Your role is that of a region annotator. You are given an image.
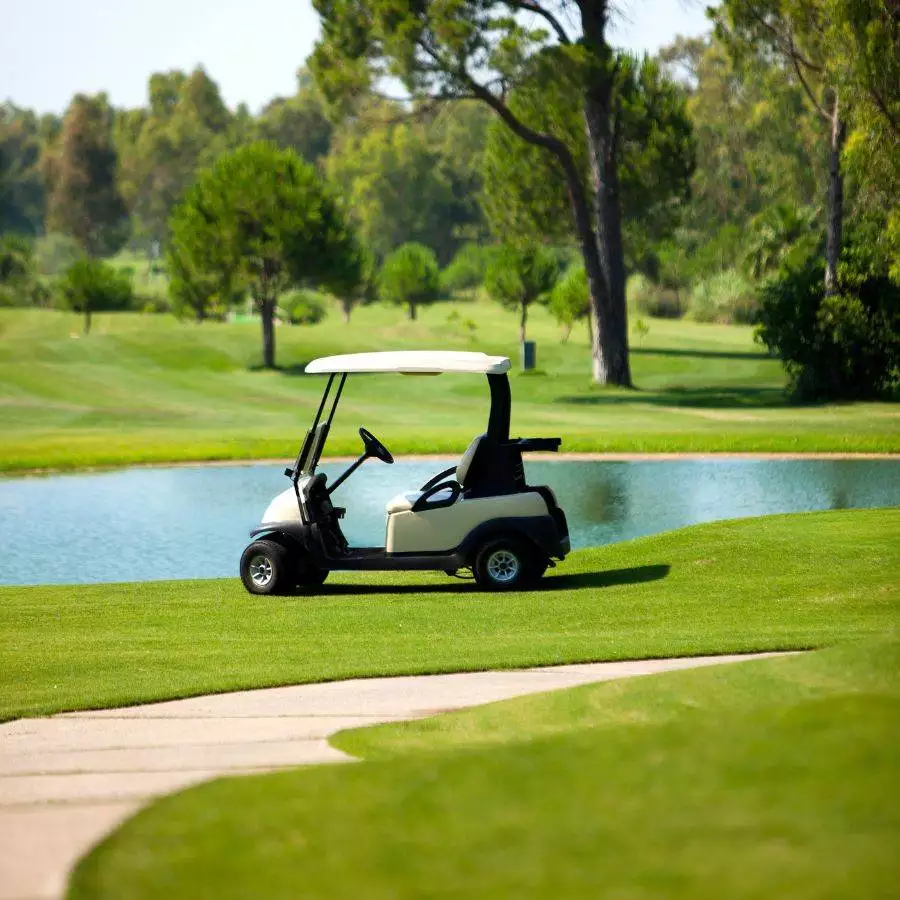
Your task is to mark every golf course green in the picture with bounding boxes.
[2,303,898,474]
[51,508,898,899]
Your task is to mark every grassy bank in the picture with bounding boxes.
[2,508,897,722]
[69,639,900,900]
[1,305,898,473]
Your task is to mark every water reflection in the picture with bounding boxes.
[0,459,897,586]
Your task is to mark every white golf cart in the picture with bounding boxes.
[240,350,570,594]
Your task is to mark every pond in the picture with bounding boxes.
[1,459,898,586]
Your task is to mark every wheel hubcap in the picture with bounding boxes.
[248,554,274,587]
[486,549,520,584]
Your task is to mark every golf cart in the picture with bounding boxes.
[240,351,570,594]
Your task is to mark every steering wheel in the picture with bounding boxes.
[359,427,394,464]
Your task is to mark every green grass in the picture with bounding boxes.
[1,304,897,473]
[68,639,900,900]
[2,509,897,723]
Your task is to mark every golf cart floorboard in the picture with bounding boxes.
[326,547,462,571]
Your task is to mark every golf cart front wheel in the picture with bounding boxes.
[240,540,291,595]
[474,539,532,591]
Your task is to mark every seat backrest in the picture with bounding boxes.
[456,434,485,487]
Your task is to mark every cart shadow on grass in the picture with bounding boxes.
[304,564,670,597]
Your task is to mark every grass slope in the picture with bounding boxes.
[68,629,900,899]
[2,509,897,722]
[1,305,898,473]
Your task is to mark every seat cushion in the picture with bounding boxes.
[386,487,456,514]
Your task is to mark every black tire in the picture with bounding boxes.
[473,538,532,591]
[240,540,292,595]
[296,562,329,590]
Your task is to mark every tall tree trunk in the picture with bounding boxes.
[260,297,276,369]
[579,0,632,387]
[341,297,352,324]
[83,306,91,335]
[520,302,528,343]
[408,301,417,321]
[825,93,846,297]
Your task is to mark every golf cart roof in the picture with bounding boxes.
[305,351,511,375]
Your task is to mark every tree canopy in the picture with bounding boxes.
[378,242,440,320]
[167,142,360,367]
[484,242,559,343]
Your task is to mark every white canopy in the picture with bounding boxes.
[305,351,511,375]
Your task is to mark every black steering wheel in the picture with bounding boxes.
[359,427,394,464]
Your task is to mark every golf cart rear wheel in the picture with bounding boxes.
[240,540,291,595]
[474,539,532,591]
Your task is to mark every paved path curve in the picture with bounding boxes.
[0,653,786,900]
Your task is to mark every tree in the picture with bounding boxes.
[484,242,559,342]
[658,34,821,237]
[756,231,900,401]
[326,115,463,265]
[116,69,233,246]
[482,52,695,278]
[167,142,359,368]
[742,203,818,280]
[58,258,133,333]
[310,1,649,386]
[550,262,590,342]
[716,0,847,296]
[379,242,440,321]
[42,94,127,257]
[0,104,46,236]
[255,69,334,164]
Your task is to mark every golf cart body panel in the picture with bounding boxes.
[240,350,570,594]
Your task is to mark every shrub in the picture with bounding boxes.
[627,273,686,319]
[756,243,900,401]
[0,235,36,306]
[278,289,328,325]
[440,243,493,294]
[689,269,758,324]
[57,258,133,333]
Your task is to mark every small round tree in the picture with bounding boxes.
[484,243,559,343]
[58,258,132,333]
[167,142,359,368]
[379,242,440,321]
[550,263,590,343]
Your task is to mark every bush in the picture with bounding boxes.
[756,243,900,402]
[626,273,686,319]
[58,258,133,333]
[440,243,493,294]
[0,235,37,307]
[689,269,758,324]
[278,289,328,325]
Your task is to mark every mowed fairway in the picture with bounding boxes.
[2,303,898,472]
[58,507,899,900]
[68,640,900,900]
[1,509,897,723]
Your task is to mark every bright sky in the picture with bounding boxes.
[1,0,711,114]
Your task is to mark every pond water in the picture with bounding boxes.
[1,459,898,586]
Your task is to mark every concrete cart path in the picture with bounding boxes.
[0,652,787,900]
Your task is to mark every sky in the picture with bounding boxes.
[0,0,711,115]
